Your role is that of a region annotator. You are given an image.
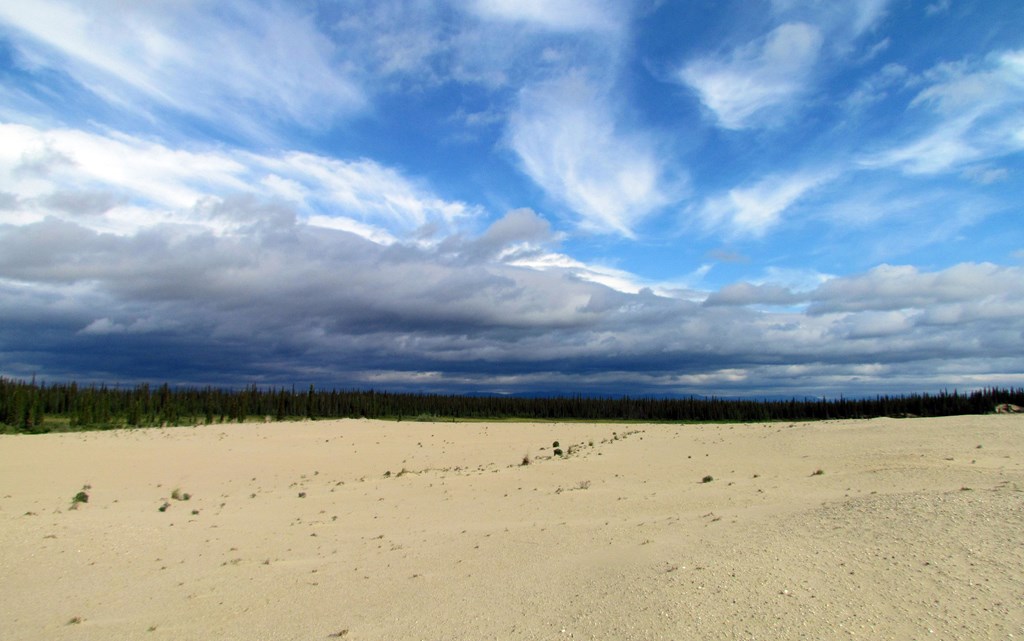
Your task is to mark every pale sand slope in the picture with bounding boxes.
[1,415,1022,641]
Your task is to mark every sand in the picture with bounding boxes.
[1,415,1022,640]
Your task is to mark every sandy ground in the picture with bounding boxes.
[1,415,1022,641]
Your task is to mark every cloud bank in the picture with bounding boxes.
[2,125,1022,396]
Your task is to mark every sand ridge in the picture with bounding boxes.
[1,415,1022,640]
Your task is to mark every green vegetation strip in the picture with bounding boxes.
[2,378,1021,433]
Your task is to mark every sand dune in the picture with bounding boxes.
[1,415,1022,640]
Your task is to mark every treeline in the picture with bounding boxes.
[2,377,1022,433]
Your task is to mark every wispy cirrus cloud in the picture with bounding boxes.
[0,0,365,138]
[861,49,1024,175]
[679,1,891,129]
[679,22,823,129]
[0,123,479,242]
[465,0,625,33]
[507,74,681,236]
[925,0,951,16]
[770,0,890,43]
[695,170,835,237]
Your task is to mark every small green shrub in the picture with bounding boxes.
[811,469,825,476]
[72,491,89,505]
[553,448,563,457]
[702,475,714,483]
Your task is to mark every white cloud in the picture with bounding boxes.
[466,0,623,33]
[261,152,480,235]
[809,262,1024,314]
[679,22,823,129]
[862,50,1024,175]
[961,166,1009,184]
[704,262,1024,324]
[697,170,834,237]
[835,310,912,339]
[681,1,891,129]
[759,266,834,292]
[702,266,832,307]
[321,0,629,95]
[844,63,909,111]
[306,216,399,246]
[507,74,680,236]
[0,123,480,241]
[0,123,249,216]
[770,0,890,41]
[836,0,890,39]
[0,0,365,136]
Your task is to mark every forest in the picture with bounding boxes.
[1,377,1022,433]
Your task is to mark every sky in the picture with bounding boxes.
[0,0,1022,397]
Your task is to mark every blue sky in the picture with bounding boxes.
[0,0,1022,396]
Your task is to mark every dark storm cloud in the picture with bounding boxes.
[4,194,1024,394]
[2,179,1023,395]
